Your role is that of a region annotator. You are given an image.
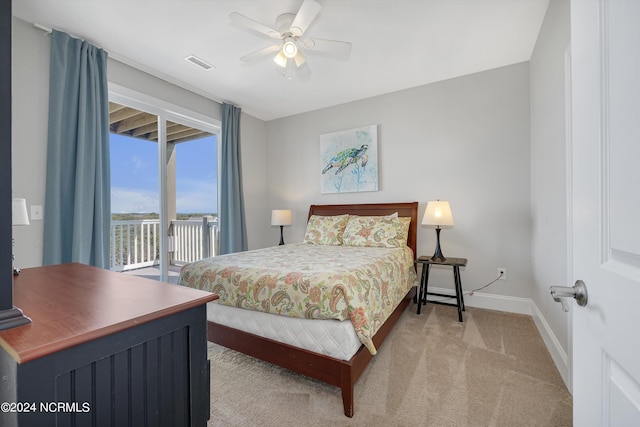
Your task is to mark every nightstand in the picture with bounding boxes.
[416,256,467,322]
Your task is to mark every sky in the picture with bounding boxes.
[110,133,217,214]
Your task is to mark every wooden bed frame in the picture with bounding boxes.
[206,202,419,417]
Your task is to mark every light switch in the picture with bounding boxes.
[31,205,43,220]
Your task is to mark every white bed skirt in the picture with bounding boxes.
[206,301,363,361]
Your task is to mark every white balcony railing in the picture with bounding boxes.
[172,217,219,265]
[110,217,218,272]
[110,219,159,271]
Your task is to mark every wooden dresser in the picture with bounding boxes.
[0,263,217,427]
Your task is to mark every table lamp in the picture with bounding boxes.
[422,200,454,262]
[271,209,292,245]
[12,198,30,275]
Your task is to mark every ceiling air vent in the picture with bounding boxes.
[184,55,214,71]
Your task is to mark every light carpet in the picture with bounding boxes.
[207,304,572,426]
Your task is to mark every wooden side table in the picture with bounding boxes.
[416,256,468,322]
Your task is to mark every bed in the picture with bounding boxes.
[178,202,418,417]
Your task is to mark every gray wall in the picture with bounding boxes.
[265,63,534,306]
[12,17,49,269]
[529,0,571,387]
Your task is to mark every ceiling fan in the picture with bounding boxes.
[229,0,352,79]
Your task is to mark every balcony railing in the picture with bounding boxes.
[110,217,218,272]
[172,217,219,265]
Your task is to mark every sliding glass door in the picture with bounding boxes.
[109,102,161,278]
[108,97,218,283]
[171,128,218,267]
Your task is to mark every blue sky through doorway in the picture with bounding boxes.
[110,133,217,215]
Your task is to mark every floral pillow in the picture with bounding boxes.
[303,214,350,245]
[342,215,411,248]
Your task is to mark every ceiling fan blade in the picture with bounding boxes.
[302,38,352,59]
[240,44,281,63]
[290,0,321,37]
[229,12,281,39]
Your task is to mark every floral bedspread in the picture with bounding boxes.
[178,243,417,354]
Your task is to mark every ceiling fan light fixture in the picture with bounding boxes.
[231,0,349,80]
[284,56,297,80]
[282,38,298,58]
[273,50,287,68]
[293,51,306,67]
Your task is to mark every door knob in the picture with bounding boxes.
[549,280,588,312]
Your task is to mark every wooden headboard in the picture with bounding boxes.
[308,202,419,256]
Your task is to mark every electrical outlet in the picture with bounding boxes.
[497,268,507,280]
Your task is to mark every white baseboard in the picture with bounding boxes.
[425,286,570,390]
[530,302,570,391]
[426,286,532,315]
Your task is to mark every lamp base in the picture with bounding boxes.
[279,225,285,245]
[430,254,446,262]
[431,227,446,262]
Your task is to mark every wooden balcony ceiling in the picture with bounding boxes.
[109,102,212,144]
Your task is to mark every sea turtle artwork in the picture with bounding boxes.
[322,144,369,175]
[320,125,378,194]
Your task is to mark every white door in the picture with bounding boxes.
[571,0,640,425]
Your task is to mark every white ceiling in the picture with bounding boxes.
[13,0,550,121]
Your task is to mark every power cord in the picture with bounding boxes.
[468,271,504,296]
[422,271,504,304]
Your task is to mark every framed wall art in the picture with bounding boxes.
[320,124,378,194]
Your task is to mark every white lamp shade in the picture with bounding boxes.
[12,198,30,226]
[271,209,292,226]
[422,200,454,227]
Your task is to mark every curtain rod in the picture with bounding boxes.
[32,22,104,51]
[33,22,88,44]
[33,22,52,34]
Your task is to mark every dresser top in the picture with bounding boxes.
[0,263,217,363]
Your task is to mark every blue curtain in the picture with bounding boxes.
[43,30,110,268]
[219,103,247,254]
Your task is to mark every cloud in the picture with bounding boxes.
[111,188,159,213]
[111,178,217,214]
[132,155,146,172]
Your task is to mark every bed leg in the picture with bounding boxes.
[340,369,354,417]
[341,385,354,417]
